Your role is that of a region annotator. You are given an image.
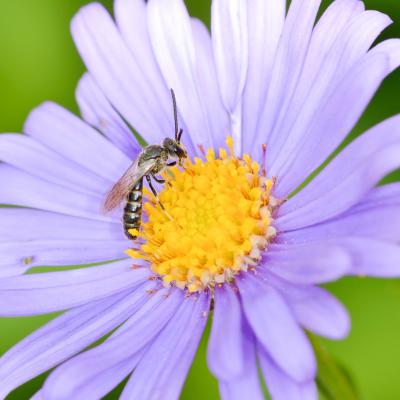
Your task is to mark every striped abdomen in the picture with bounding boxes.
[123,179,143,239]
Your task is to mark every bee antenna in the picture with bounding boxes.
[177,129,183,142]
[170,88,179,141]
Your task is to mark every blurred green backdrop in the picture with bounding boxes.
[0,0,399,399]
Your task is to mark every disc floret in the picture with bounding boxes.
[127,137,277,293]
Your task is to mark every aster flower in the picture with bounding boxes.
[0,0,400,398]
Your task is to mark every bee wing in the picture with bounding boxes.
[103,158,155,212]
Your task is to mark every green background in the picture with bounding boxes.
[0,0,399,398]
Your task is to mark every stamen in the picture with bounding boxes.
[127,136,278,293]
[261,143,267,177]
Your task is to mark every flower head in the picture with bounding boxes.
[0,0,400,399]
[128,136,277,292]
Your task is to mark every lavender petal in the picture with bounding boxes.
[259,347,317,400]
[211,0,248,114]
[76,73,141,159]
[24,102,130,183]
[191,18,229,150]
[0,164,115,222]
[238,274,316,383]
[42,289,182,400]
[0,134,108,196]
[279,183,400,243]
[260,271,350,340]
[207,285,244,380]
[218,325,263,400]
[256,0,321,159]
[0,286,152,398]
[71,3,173,144]
[272,51,394,197]
[242,0,285,154]
[120,292,210,400]
[0,259,150,316]
[277,115,400,230]
[266,242,351,284]
[147,0,214,150]
[0,208,124,242]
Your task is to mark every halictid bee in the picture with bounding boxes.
[104,89,187,239]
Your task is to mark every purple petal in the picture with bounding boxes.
[42,289,182,400]
[333,10,392,74]
[340,237,400,278]
[256,0,321,157]
[279,183,400,243]
[0,164,115,222]
[24,102,130,183]
[76,73,141,159]
[114,0,197,155]
[114,0,163,84]
[211,0,247,113]
[265,242,351,284]
[0,208,124,242]
[259,270,350,340]
[370,38,400,72]
[0,259,150,316]
[30,390,43,400]
[272,50,393,197]
[207,285,244,380]
[45,350,145,400]
[290,287,350,340]
[259,347,317,400]
[265,0,364,167]
[71,3,173,144]
[0,134,107,196]
[191,18,229,149]
[0,239,128,273]
[277,115,400,231]
[242,0,285,154]
[238,273,316,383]
[113,0,177,133]
[0,286,152,398]
[0,208,126,276]
[120,292,210,400]
[264,0,366,173]
[147,0,213,150]
[218,325,264,400]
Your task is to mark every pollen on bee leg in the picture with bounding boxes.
[127,136,279,293]
[128,228,141,238]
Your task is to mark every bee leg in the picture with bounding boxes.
[152,174,172,189]
[152,175,166,184]
[146,175,164,209]
[167,161,177,167]
[153,171,178,190]
[146,175,174,222]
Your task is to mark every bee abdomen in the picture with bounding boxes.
[124,180,143,240]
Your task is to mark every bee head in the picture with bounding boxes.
[163,138,187,160]
[163,137,187,162]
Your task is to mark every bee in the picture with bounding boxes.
[104,89,187,239]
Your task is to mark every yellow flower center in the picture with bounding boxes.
[126,137,277,293]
